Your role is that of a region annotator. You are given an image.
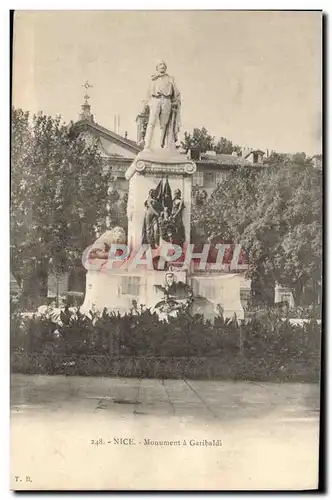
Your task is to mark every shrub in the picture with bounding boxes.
[10,306,321,381]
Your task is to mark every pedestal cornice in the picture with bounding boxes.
[125,150,196,180]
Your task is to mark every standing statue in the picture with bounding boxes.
[159,188,185,245]
[171,189,185,246]
[141,188,163,249]
[142,60,181,150]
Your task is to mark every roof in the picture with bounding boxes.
[74,118,141,153]
[198,153,254,167]
[72,120,265,170]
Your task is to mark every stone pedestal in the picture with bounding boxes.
[81,267,244,320]
[125,149,196,250]
[81,267,188,315]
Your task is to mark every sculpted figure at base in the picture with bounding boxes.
[141,189,162,249]
[142,61,181,150]
[171,189,185,246]
[153,272,194,321]
[159,188,185,246]
[141,179,186,248]
[89,227,126,259]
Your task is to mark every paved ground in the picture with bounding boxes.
[10,374,320,491]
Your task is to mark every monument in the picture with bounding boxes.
[81,61,244,320]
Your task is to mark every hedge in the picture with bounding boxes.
[10,306,321,381]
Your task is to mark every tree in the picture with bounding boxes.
[182,127,242,156]
[107,180,128,231]
[181,127,214,153]
[11,108,113,301]
[292,152,308,165]
[191,157,322,306]
[214,137,241,155]
[274,164,322,304]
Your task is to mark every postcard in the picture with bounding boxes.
[10,10,322,491]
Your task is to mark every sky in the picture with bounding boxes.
[12,10,322,155]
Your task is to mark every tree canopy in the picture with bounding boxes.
[191,154,322,305]
[181,127,241,155]
[11,108,113,296]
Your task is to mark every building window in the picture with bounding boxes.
[193,189,208,206]
[216,171,227,184]
[253,153,258,164]
[203,171,216,188]
[193,171,204,187]
[121,276,140,295]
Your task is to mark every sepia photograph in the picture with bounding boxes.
[10,9,322,491]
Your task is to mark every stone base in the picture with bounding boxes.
[81,267,187,315]
[81,267,244,320]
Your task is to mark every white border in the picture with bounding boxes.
[1,6,10,500]
[2,3,329,499]
[2,2,329,9]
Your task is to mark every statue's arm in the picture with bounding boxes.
[142,80,153,110]
[171,77,181,105]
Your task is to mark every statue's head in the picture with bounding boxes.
[174,189,181,199]
[156,60,167,74]
[149,188,156,198]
